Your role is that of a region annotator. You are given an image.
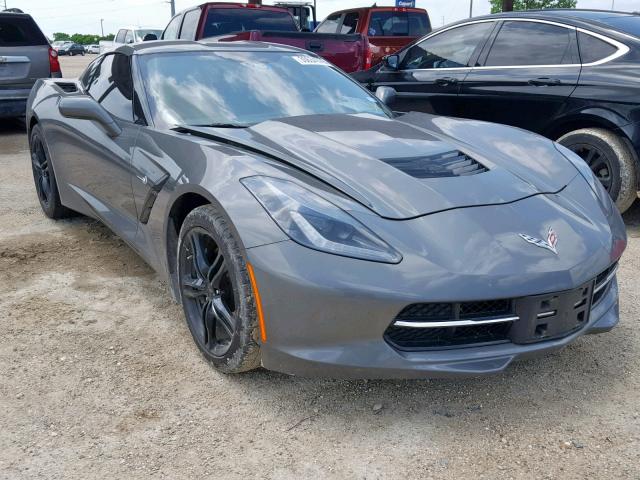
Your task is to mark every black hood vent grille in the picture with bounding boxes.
[381,151,488,179]
[54,82,79,93]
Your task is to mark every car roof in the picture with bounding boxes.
[446,9,640,41]
[116,39,305,56]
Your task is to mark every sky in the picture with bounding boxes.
[5,0,639,38]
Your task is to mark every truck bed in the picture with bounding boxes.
[208,31,367,73]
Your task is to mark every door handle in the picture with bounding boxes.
[528,77,562,87]
[435,77,459,86]
[307,41,323,51]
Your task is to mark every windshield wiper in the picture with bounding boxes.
[188,123,252,129]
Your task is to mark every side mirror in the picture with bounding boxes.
[375,86,397,106]
[384,54,400,71]
[58,96,122,137]
[142,33,158,41]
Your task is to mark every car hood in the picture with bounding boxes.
[184,112,578,220]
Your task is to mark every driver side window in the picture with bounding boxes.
[85,53,134,121]
[400,22,494,70]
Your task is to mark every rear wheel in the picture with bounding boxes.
[558,128,637,212]
[29,124,73,219]
[177,205,261,373]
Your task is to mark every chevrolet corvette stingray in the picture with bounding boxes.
[26,41,626,378]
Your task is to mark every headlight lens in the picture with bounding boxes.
[242,176,402,264]
[555,143,614,216]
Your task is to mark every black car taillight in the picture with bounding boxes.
[49,47,61,77]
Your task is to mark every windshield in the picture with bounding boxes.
[202,8,298,37]
[368,11,431,37]
[139,51,390,128]
[135,29,162,40]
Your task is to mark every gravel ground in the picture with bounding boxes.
[1,55,640,479]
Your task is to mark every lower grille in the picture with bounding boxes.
[385,264,616,351]
[385,323,511,350]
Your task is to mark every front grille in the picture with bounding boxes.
[381,151,488,179]
[385,323,511,350]
[385,264,617,351]
[54,82,78,93]
[460,300,511,319]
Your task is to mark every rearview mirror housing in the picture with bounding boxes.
[58,96,122,137]
[375,86,397,106]
[384,54,400,71]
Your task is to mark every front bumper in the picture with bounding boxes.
[247,240,620,379]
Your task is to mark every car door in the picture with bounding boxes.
[460,19,581,134]
[370,21,496,116]
[53,53,141,242]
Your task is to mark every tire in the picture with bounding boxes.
[69,51,74,56]
[29,124,73,219]
[558,128,638,212]
[177,205,261,373]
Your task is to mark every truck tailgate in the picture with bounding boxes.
[213,31,366,73]
[367,36,419,68]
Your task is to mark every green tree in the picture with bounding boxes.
[52,32,70,41]
[489,0,577,13]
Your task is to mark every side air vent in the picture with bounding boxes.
[54,82,78,93]
[381,151,488,179]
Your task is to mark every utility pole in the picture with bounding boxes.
[2,0,7,10]
[611,0,615,9]
[469,0,473,18]
[502,0,514,12]
[100,18,104,37]
[168,0,175,16]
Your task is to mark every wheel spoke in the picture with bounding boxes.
[181,276,207,299]
[207,251,226,289]
[201,300,215,346]
[212,296,236,338]
[189,232,210,281]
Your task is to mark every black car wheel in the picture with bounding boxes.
[177,205,261,373]
[29,125,72,219]
[558,128,638,213]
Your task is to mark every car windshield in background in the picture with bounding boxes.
[368,11,431,37]
[0,16,48,46]
[202,8,298,37]
[136,29,162,40]
[139,51,390,129]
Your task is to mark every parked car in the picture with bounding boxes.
[275,1,317,31]
[26,40,625,378]
[86,44,100,54]
[57,42,85,56]
[354,9,640,212]
[99,26,163,53]
[315,5,431,69]
[162,2,369,73]
[0,10,61,118]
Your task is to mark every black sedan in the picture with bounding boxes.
[354,9,640,212]
[58,43,85,56]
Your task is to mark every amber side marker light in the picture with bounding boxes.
[247,263,267,343]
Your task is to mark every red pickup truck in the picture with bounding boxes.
[315,6,432,70]
[162,2,368,73]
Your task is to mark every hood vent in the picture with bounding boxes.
[381,151,488,179]
[54,82,78,93]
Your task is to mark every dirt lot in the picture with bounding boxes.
[1,55,640,479]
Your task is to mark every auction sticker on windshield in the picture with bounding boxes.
[292,55,329,66]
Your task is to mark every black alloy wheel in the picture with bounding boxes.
[567,143,613,192]
[179,227,238,358]
[31,135,52,209]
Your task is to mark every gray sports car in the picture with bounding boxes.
[27,41,626,378]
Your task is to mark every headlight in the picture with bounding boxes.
[242,176,402,264]
[555,143,614,216]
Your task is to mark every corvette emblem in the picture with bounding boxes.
[519,227,558,254]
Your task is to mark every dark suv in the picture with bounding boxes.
[355,10,640,212]
[0,10,61,118]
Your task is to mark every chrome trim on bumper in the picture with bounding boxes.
[594,265,618,294]
[394,315,520,329]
